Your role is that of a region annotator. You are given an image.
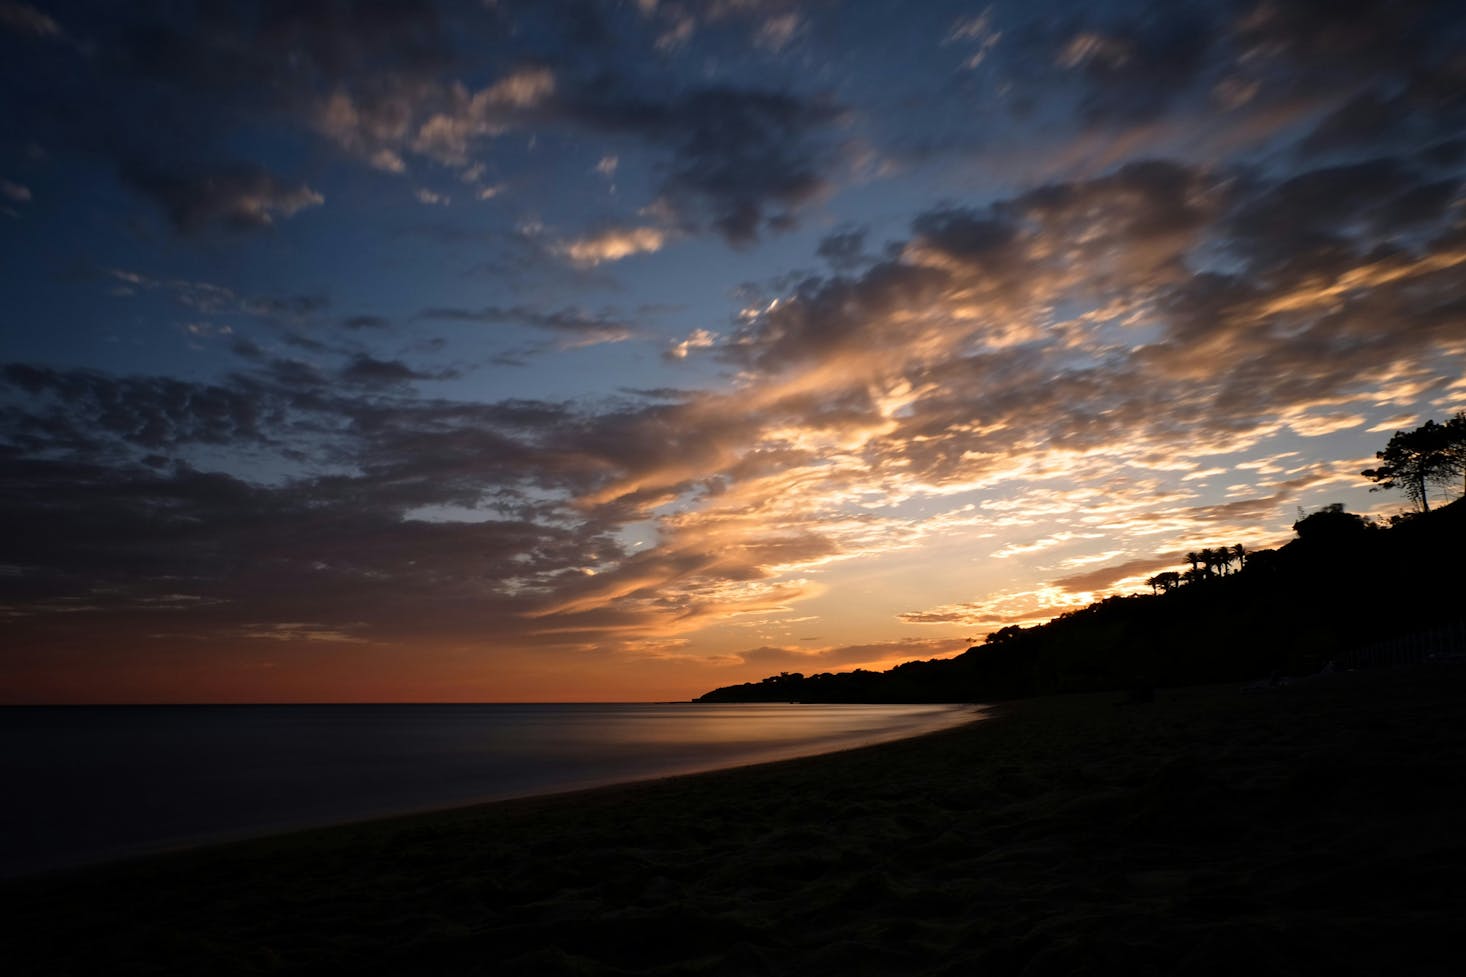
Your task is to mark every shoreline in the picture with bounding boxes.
[1,702,982,882]
[5,667,1464,975]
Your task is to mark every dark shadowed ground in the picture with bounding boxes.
[4,665,1464,976]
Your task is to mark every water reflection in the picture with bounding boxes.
[0,702,979,876]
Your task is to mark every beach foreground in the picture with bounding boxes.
[5,667,1464,976]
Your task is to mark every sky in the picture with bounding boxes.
[2,0,1464,703]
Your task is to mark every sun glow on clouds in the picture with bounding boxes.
[3,0,1466,702]
[557,226,667,265]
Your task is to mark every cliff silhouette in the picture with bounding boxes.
[697,498,1466,703]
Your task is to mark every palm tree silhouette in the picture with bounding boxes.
[1199,547,1218,578]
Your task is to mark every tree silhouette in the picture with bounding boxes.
[1214,546,1234,576]
[1146,571,1181,594]
[1292,503,1371,545]
[1362,414,1466,512]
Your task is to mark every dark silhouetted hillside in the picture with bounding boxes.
[696,499,1466,703]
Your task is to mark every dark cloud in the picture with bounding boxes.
[0,451,607,651]
[1225,158,1461,284]
[2,363,275,454]
[3,1,850,252]
[420,304,603,331]
[416,304,637,345]
[565,85,847,244]
[909,209,1018,268]
[0,2,451,231]
[0,355,643,650]
[1227,0,1466,162]
[252,0,450,79]
[339,354,458,388]
[119,162,323,233]
[815,225,869,271]
[246,294,331,320]
[102,0,451,99]
[1053,555,1179,593]
[1299,90,1418,158]
[725,260,951,372]
[340,314,391,330]
[1003,159,1220,261]
[1232,0,1451,86]
[972,0,1466,173]
[1053,7,1220,123]
[231,338,266,360]
[278,333,331,354]
[0,2,64,39]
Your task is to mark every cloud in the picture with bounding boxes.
[7,12,1466,680]
[409,68,557,166]
[8,3,849,256]
[555,226,666,265]
[1051,555,1181,594]
[815,225,869,271]
[666,329,718,361]
[1,178,30,203]
[339,355,457,388]
[898,586,1096,632]
[755,12,801,52]
[305,61,558,173]
[416,304,637,347]
[635,0,809,54]
[945,10,1002,69]
[2,364,275,454]
[0,2,63,39]
[120,163,323,233]
[1056,10,1216,123]
[566,85,848,244]
[340,314,391,330]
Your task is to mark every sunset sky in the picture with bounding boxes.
[2,0,1464,702]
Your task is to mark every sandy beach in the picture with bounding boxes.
[5,665,1464,976]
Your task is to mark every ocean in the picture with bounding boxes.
[0,701,977,877]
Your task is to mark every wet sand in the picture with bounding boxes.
[4,665,1464,975]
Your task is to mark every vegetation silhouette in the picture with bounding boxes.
[1362,411,1466,513]
[700,475,1466,705]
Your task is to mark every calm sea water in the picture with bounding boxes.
[0,702,976,877]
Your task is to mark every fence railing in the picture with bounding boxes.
[1341,620,1466,669]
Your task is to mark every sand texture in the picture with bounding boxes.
[4,666,1464,975]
